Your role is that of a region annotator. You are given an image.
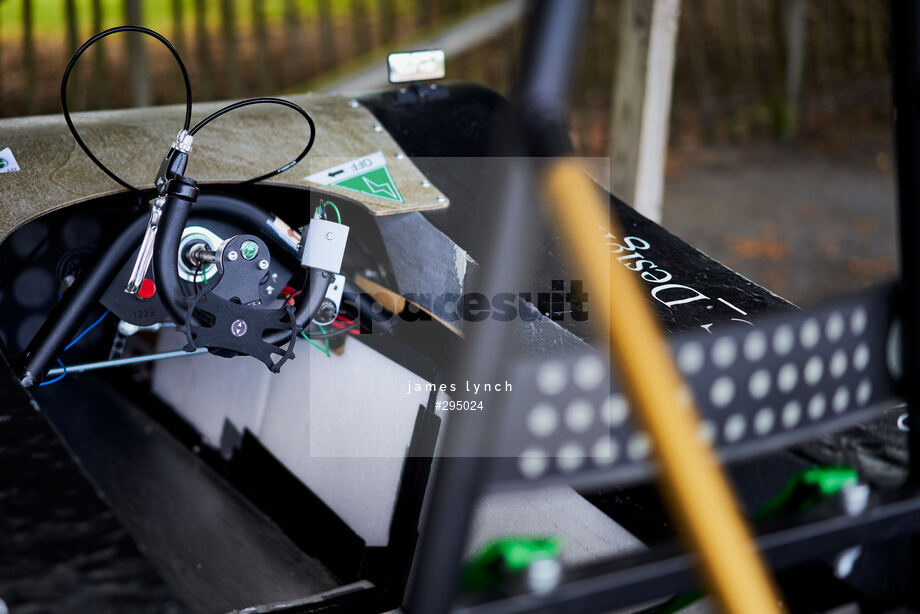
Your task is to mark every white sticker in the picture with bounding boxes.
[0,147,20,173]
[305,151,404,203]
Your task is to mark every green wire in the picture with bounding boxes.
[322,200,342,223]
[300,328,331,357]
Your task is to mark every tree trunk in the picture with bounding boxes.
[194,0,213,99]
[125,0,152,107]
[22,0,37,114]
[252,0,274,92]
[220,0,242,97]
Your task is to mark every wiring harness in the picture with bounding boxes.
[36,25,340,377]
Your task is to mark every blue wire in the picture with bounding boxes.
[39,310,109,387]
[64,310,109,351]
[39,359,68,387]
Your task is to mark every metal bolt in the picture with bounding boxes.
[526,558,561,594]
[373,123,383,132]
[396,152,405,160]
[227,250,238,261]
[421,180,431,188]
[258,259,269,270]
[348,99,359,108]
[834,545,862,579]
[326,232,335,240]
[271,272,278,281]
[230,319,247,337]
[437,195,446,203]
[842,483,870,517]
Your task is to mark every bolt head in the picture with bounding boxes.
[326,232,335,240]
[231,319,247,337]
[373,124,383,132]
[227,250,239,261]
[258,259,269,270]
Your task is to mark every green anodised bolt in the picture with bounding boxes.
[240,240,259,261]
[461,536,561,592]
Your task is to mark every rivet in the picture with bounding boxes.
[258,259,269,270]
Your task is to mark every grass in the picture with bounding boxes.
[0,0,418,41]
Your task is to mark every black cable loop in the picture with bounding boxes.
[188,97,317,184]
[61,26,193,195]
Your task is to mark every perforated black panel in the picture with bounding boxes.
[489,284,900,489]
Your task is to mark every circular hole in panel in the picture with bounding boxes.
[826,312,845,343]
[853,343,870,372]
[754,408,775,435]
[537,361,568,395]
[782,400,802,428]
[564,398,595,433]
[724,414,746,442]
[777,363,798,393]
[744,331,768,362]
[600,394,629,427]
[627,432,651,460]
[557,442,585,472]
[800,318,821,349]
[856,379,872,406]
[519,448,548,479]
[592,436,619,466]
[808,393,826,421]
[773,325,795,356]
[710,376,735,408]
[574,354,606,390]
[833,386,850,413]
[851,307,868,336]
[830,349,848,379]
[748,369,771,400]
[712,337,737,369]
[678,342,705,375]
[804,356,824,386]
[527,403,558,438]
[698,420,717,445]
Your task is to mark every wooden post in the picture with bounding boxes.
[124,0,152,107]
[22,0,37,114]
[609,0,681,223]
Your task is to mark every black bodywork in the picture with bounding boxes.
[0,81,910,613]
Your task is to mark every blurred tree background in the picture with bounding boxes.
[0,0,897,305]
[0,0,891,148]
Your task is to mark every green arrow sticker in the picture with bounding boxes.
[305,151,404,203]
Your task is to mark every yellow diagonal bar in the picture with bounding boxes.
[542,160,783,614]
